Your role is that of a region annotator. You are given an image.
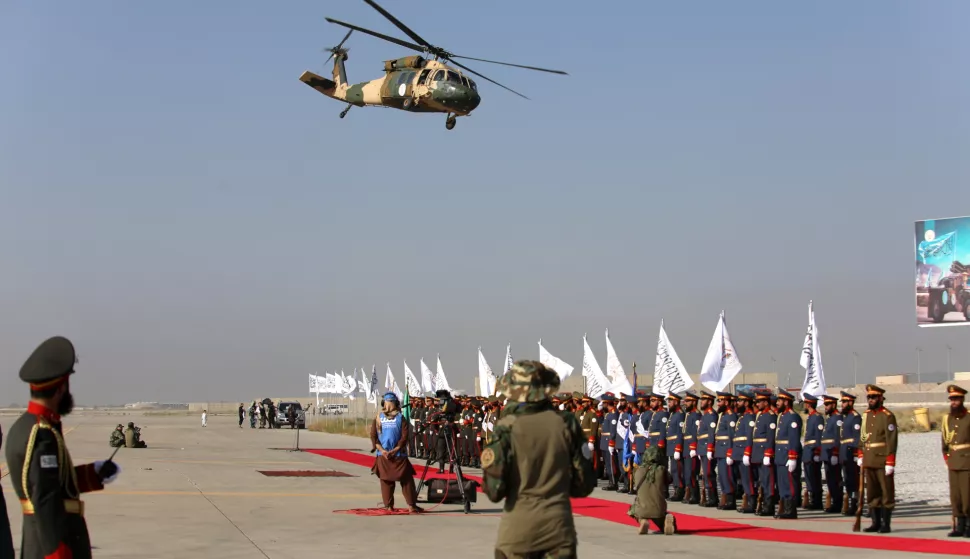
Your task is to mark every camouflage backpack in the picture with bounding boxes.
[480,410,596,503]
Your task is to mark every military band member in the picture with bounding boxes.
[713,392,737,510]
[858,384,897,533]
[696,391,718,507]
[665,393,686,501]
[773,390,802,519]
[600,394,619,490]
[801,393,824,510]
[731,391,758,513]
[839,391,862,516]
[943,384,970,538]
[5,336,122,559]
[682,392,702,504]
[1,423,12,558]
[751,389,778,516]
[820,394,844,514]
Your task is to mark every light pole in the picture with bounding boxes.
[916,347,922,390]
[853,352,859,387]
[947,344,952,379]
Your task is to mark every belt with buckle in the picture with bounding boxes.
[752,438,767,442]
[716,436,730,440]
[21,499,84,516]
[840,438,856,444]
[804,439,817,444]
[865,442,885,449]
[821,439,835,443]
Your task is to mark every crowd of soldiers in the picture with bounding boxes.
[404,394,505,470]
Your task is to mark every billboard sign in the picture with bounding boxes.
[915,215,970,326]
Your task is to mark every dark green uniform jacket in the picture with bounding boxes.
[4,402,105,559]
[1,424,15,558]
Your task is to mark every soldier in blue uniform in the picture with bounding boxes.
[599,393,619,491]
[751,389,778,516]
[696,391,719,507]
[614,394,633,493]
[801,393,825,510]
[681,392,701,504]
[732,391,758,513]
[839,391,862,516]
[714,391,738,510]
[665,393,686,502]
[773,389,803,519]
[820,394,844,513]
[634,392,651,458]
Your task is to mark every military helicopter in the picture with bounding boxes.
[298,0,567,130]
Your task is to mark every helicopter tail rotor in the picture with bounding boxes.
[322,28,353,66]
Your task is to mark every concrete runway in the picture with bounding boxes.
[1,412,966,558]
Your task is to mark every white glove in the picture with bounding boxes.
[763,456,771,466]
[690,450,697,459]
[609,447,615,454]
[855,457,863,467]
[674,451,681,460]
[786,459,796,473]
[885,465,894,476]
[813,455,821,463]
[476,436,481,442]
[559,404,565,410]
[743,455,750,466]
[831,455,839,466]
[726,457,734,466]
[706,451,713,461]
[94,460,121,484]
[485,421,493,430]
[587,442,594,452]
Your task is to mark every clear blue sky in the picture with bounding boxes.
[2,0,969,404]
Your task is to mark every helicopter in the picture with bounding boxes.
[298,0,567,130]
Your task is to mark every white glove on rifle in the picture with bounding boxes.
[706,451,713,461]
[609,447,615,454]
[690,450,696,459]
[855,457,863,467]
[587,442,594,452]
[813,455,821,463]
[885,465,894,476]
[742,455,750,466]
[786,459,796,473]
[476,436,481,442]
[763,456,771,466]
[726,457,734,466]
[674,451,681,460]
[830,455,839,466]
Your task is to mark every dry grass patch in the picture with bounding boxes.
[308,418,371,437]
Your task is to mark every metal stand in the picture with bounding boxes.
[414,421,472,514]
[288,426,301,452]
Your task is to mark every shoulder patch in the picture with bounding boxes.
[791,421,798,429]
[854,424,860,430]
[480,448,495,469]
[661,417,668,423]
[837,420,843,426]
[749,421,755,427]
[888,424,895,432]
[818,424,823,430]
[592,418,597,423]
[770,423,776,430]
[730,421,736,427]
[40,455,58,469]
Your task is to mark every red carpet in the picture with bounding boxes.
[305,449,970,556]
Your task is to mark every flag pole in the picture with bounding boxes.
[633,361,637,393]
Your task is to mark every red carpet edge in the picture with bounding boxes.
[304,448,969,556]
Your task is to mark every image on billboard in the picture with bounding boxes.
[915,215,970,326]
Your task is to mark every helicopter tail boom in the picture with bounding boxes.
[299,71,338,98]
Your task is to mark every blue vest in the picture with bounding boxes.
[378,413,405,457]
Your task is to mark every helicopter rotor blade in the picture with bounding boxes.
[448,55,567,75]
[447,59,530,100]
[325,17,425,54]
[362,0,434,49]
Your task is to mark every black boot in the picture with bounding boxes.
[825,495,843,514]
[781,497,798,519]
[673,487,685,501]
[947,517,966,538]
[879,508,892,533]
[843,496,858,517]
[759,497,775,517]
[689,485,701,504]
[863,507,882,532]
[810,492,823,510]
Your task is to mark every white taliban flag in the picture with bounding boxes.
[581,334,611,398]
[654,320,694,395]
[478,347,497,396]
[345,370,358,399]
[403,360,422,397]
[699,311,743,392]
[538,339,574,381]
[799,300,827,398]
[309,372,321,393]
[367,365,379,406]
[356,368,367,393]
[435,355,452,392]
[420,358,436,393]
[504,343,513,375]
[605,329,634,396]
[326,372,339,394]
[385,363,402,400]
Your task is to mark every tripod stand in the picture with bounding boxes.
[414,420,473,514]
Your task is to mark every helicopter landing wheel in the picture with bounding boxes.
[339,105,351,119]
[445,115,457,130]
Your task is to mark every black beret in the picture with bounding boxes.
[20,336,76,388]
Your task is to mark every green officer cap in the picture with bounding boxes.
[20,336,77,389]
[494,360,560,403]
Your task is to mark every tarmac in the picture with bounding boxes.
[1,412,967,558]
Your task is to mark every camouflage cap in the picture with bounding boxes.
[494,360,561,403]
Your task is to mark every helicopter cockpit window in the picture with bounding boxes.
[468,79,478,91]
[446,72,463,84]
[432,70,446,82]
[459,76,470,87]
[418,69,431,84]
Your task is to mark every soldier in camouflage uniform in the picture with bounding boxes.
[481,361,595,559]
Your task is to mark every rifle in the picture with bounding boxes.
[755,486,763,515]
[802,489,810,509]
[825,491,831,511]
[852,452,866,532]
